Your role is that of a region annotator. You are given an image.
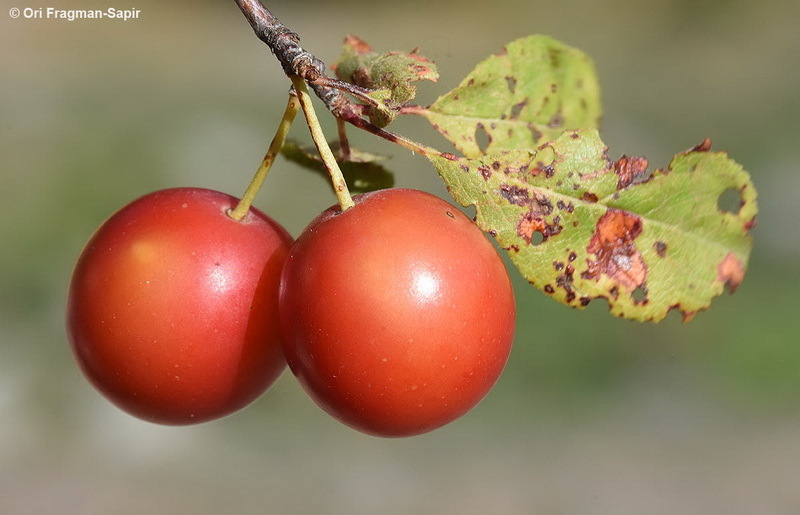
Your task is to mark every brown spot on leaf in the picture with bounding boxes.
[556,200,575,214]
[536,194,554,215]
[717,252,745,293]
[654,241,667,258]
[517,215,547,244]
[500,184,531,206]
[478,165,492,181]
[582,209,648,291]
[440,152,459,161]
[581,192,599,203]
[529,163,555,179]
[555,264,577,303]
[517,212,562,245]
[613,155,649,190]
[500,183,561,245]
[544,284,555,294]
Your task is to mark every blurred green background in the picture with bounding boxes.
[2,0,798,513]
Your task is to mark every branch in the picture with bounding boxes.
[234,0,317,80]
[232,0,439,157]
[233,1,380,113]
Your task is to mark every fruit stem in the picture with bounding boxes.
[229,92,300,221]
[292,76,355,212]
[337,118,351,161]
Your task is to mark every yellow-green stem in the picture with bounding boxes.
[291,75,355,212]
[229,92,300,221]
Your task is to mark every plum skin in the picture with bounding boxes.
[66,187,292,425]
[279,188,516,437]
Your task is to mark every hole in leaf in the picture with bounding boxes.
[530,231,544,245]
[718,188,742,214]
[584,295,611,314]
[510,101,525,120]
[632,285,647,304]
[664,306,686,323]
[505,76,517,94]
[475,124,490,154]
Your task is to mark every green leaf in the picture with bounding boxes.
[420,35,602,158]
[333,35,438,127]
[428,129,757,322]
[281,140,394,193]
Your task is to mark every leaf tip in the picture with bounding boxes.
[685,138,713,154]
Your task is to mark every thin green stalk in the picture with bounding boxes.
[229,92,300,221]
[291,75,355,212]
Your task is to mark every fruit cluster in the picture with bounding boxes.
[67,187,516,437]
